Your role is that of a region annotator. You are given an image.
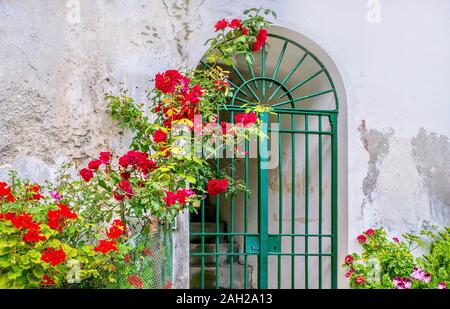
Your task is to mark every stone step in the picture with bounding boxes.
[190,222,227,243]
[190,243,240,266]
[190,264,253,289]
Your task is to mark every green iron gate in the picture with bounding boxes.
[190,33,338,289]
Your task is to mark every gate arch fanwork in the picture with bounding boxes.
[190,32,339,289]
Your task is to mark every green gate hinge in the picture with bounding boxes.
[245,235,281,254]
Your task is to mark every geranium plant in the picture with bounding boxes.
[343,227,449,289]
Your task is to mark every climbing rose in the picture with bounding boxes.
[207,178,229,196]
[241,27,248,35]
[229,18,242,29]
[117,180,134,195]
[354,275,365,286]
[357,234,367,244]
[94,239,117,254]
[392,237,400,243]
[164,191,178,207]
[393,277,412,289]
[99,151,111,165]
[153,129,167,143]
[344,255,354,265]
[0,182,15,202]
[176,189,195,204]
[88,159,102,170]
[113,191,125,202]
[155,69,188,94]
[79,168,94,182]
[106,219,126,239]
[251,28,268,51]
[41,247,66,266]
[437,282,447,289]
[214,19,228,32]
[235,112,258,126]
[119,150,156,174]
[365,228,375,236]
[128,274,143,288]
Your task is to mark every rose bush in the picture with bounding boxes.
[343,227,449,289]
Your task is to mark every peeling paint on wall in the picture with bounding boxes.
[358,120,394,203]
[411,128,450,226]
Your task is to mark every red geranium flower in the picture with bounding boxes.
[214,19,228,32]
[41,247,66,266]
[40,275,56,285]
[229,19,242,29]
[153,129,167,143]
[99,151,111,165]
[23,228,46,243]
[88,159,102,170]
[365,228,375,236]
[79,168,94,182]
[127,274,143,288]
[251,28,268,51]
[47,204,77,233]
[354,275,365,286]
[207,178,229,196]
[94,239,117,254]
[357,234,367,244]
[0,182,15,202]
[25,184,44,201]
[344,255,354,265]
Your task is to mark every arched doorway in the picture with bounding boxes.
[190,26,346,289]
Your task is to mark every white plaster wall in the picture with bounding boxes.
[1,0,449,288]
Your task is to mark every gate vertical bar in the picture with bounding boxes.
[304,115,309,289]
[330,114,338,289]
[258,112,269,288]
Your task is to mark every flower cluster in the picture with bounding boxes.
[214,18,248,35]
[0,182,15,202]
[25,184,44,201]
[41,247,67,266]
[164,189,195,207]
[94,219,126,254]
[47,204,78,233]
[0,211,46,243]
[235,111,258,127]
[119,150,156,175]
[79,151,111,182]
[207,178,229,196]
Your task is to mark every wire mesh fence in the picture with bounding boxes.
[108,226,173,289]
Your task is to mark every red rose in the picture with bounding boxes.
[241,27,248,35]
[344,255,354,265]
[214,19,228,32]
[88,159,102,170]
[153,129,167,143]
[235,111,258,126]
[94,239,117,254]
[164,191,178,207]
[345,272,352,278]
[357,234,367,244]
[113,191,125,201]
[176,189,195,204]
[229,19,242,29]
[365,228,375,236]
[127,274,143,289]
[99,152,111,165]
[117,179,134,195]
[41,247,66,266]
[79,168,93,182]
[207,178,229,196]
[251,28,268,51]
[392,237,400,243]
[354,275,365,285]
[155,70,188,94]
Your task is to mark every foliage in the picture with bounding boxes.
[343,228,449,289]
[0,174,128,288]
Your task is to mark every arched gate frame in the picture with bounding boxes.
[190,33,339,289]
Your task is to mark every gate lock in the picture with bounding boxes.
[245,235,281,254]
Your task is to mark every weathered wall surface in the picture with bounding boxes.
[1,0,449,287]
